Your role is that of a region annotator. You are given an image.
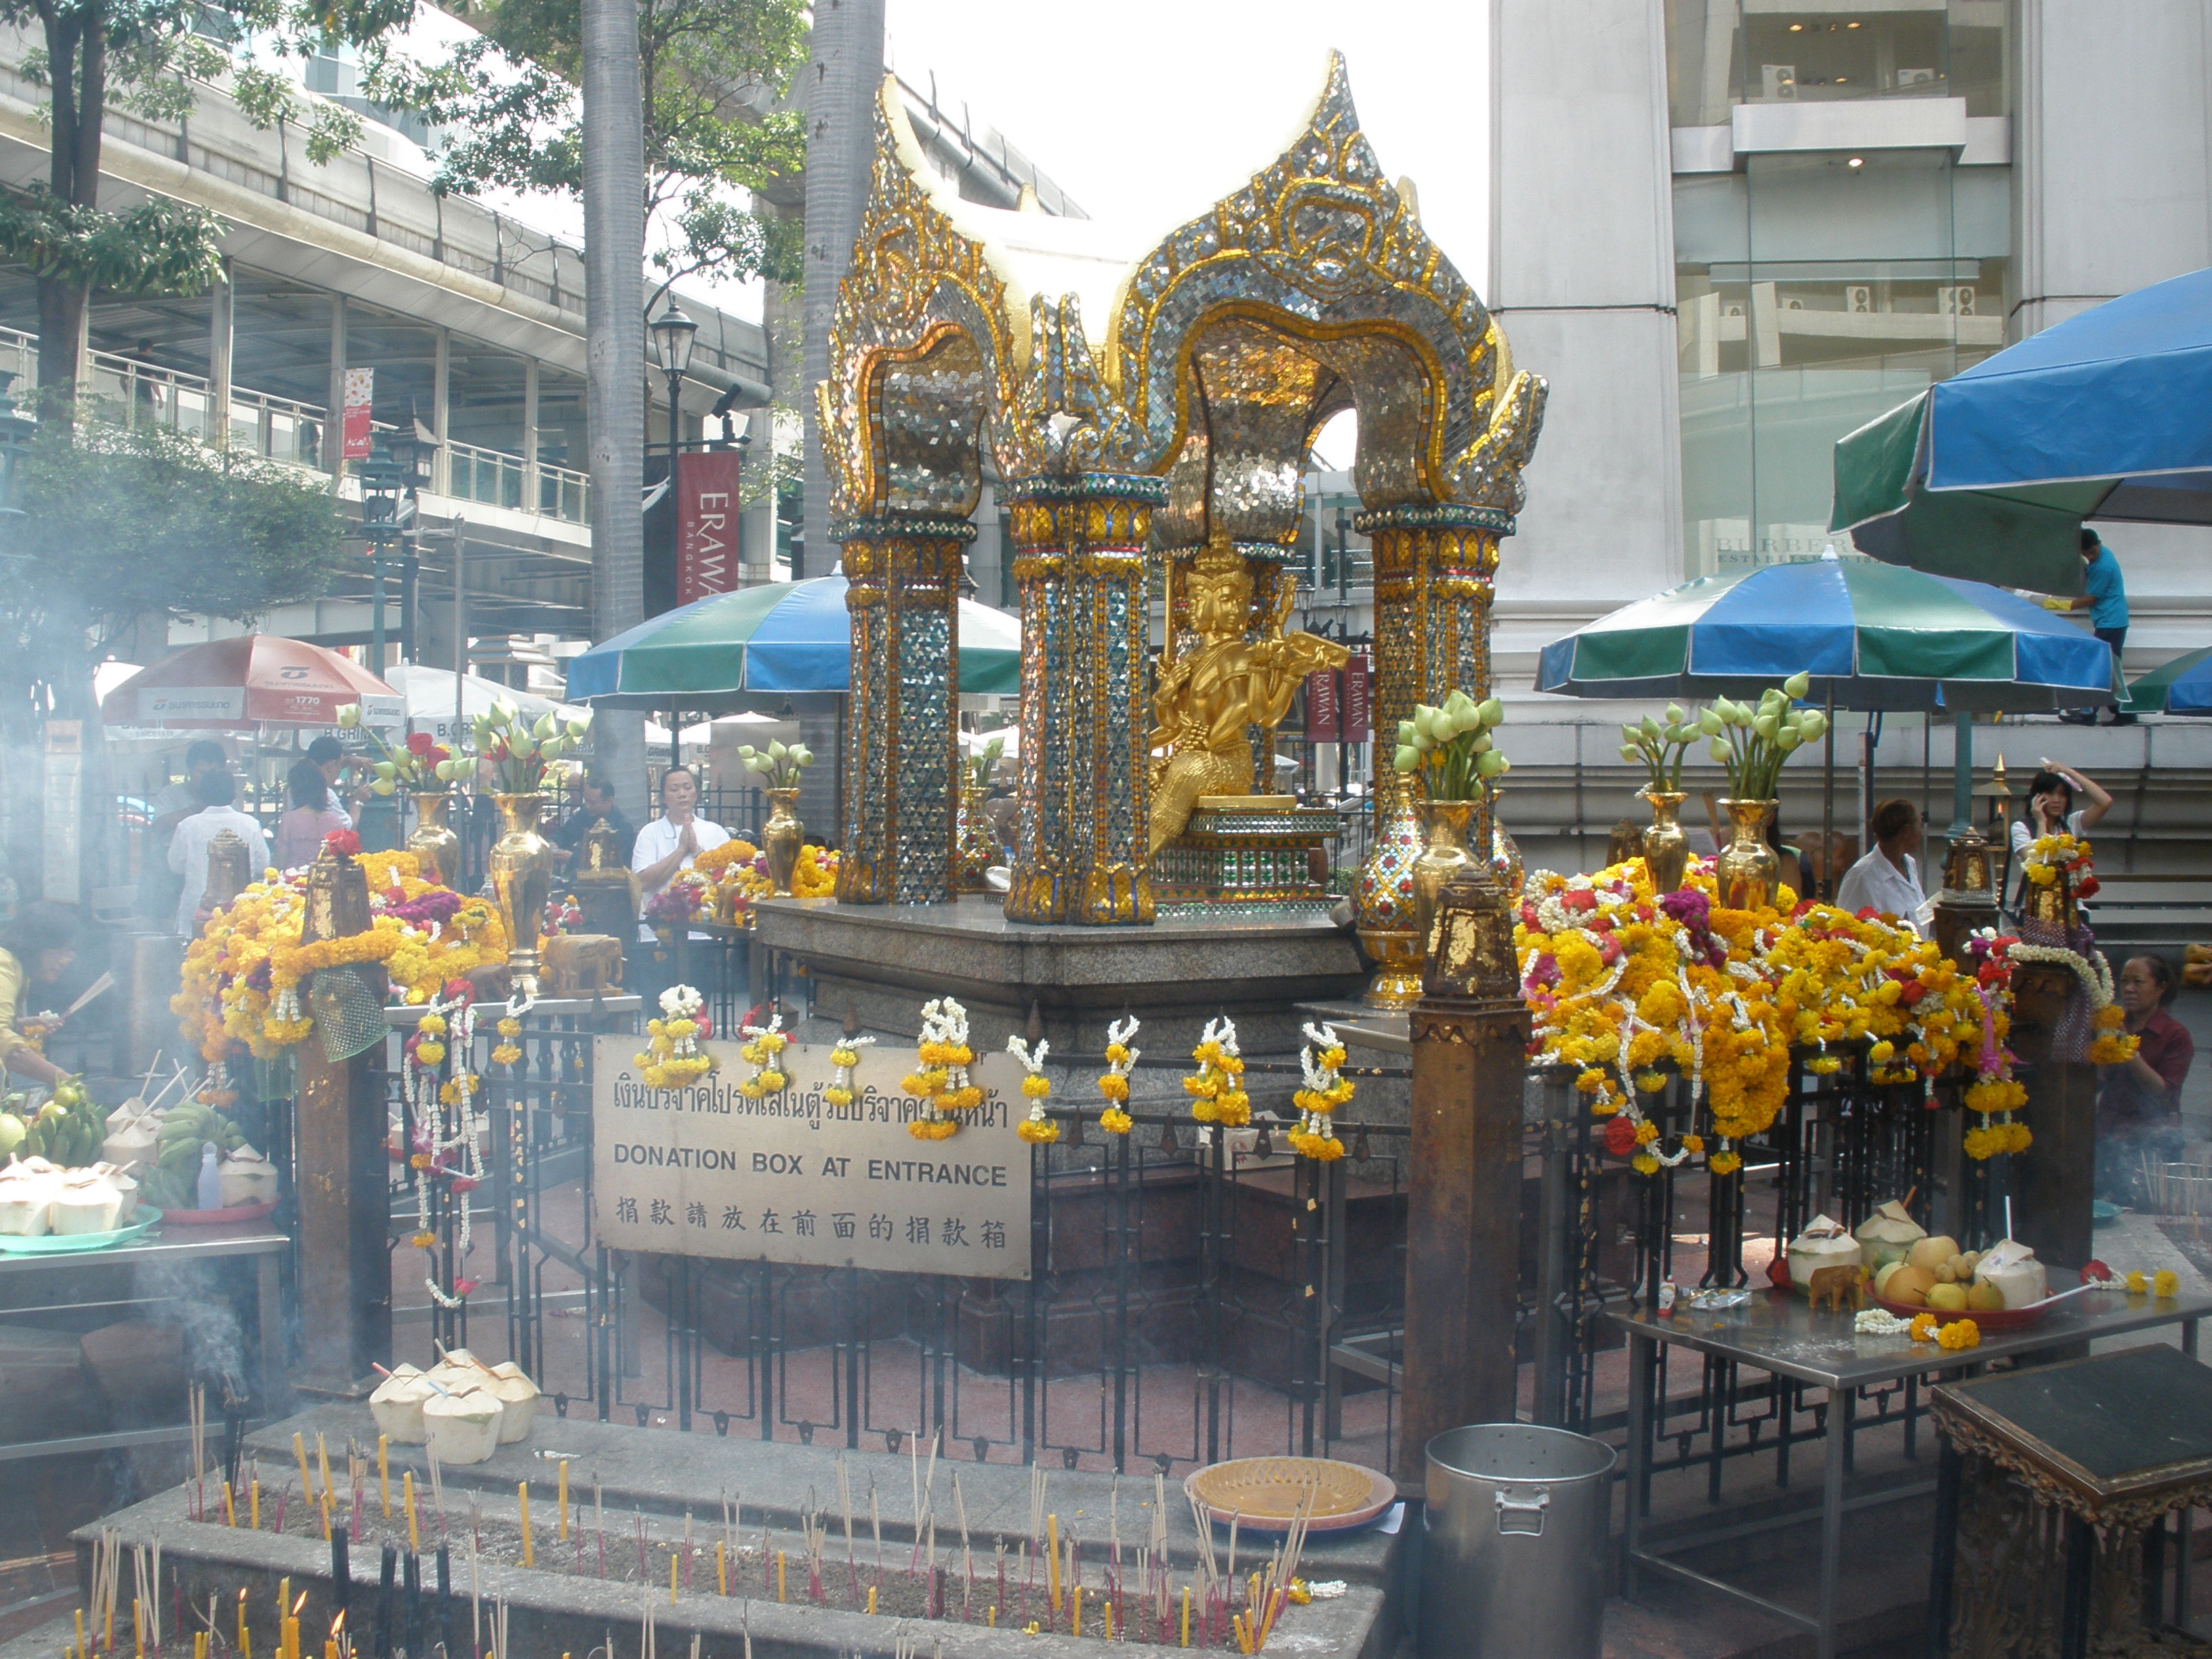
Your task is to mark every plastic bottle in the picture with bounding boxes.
[196,1143,222,1212]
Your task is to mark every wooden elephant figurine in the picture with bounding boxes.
[1807,1263,1868,1313]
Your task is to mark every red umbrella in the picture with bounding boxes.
[101,635,403,729]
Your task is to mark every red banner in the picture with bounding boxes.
[1342,652,1371,741]
[676,448,743,604]
[1303,667,1340,741]
[341,367,375,461]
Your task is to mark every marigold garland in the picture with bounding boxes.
[1096,1016,1140,1135]
[404,985,493,1308]
[636,985,717,1089]
[735,1008,789,1099]
[905,998,977,1140]
[1009,1032,1059,1143]
[825,1032,874,1110]
[1288,1021,1351,1160]
[1185,1017,1250,1128]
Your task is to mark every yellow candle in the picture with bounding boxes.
[670,1551,678,1605]
[250,1481,261,1531]
[1072,1587,1082,1638]
[321,1491,333,1541]
[283,1618,298,1659]
[106,1601,115,1654]
[558,1460,570,1541]
[988,1607,997,1629]
[75,1608,84,1659]
[317,1434,333,1505]
[238,1591,249,1659]
[378,1435,390,1517]
[197,1633,209,1659]
[1046,1515,1061,1610]
[405,1473,419,1553]
[1104,1601,1113,1642]
[867,1586,876,1617]
[223,1481,236,1528]
[325,1643,337,1659]
[293,1433,313,1504]
[134,1597,144,1659]
[716,1542,726,1597]
[777,1550,786,1603]
[1182,1586,1191,1648]
[517,1483,531,1567]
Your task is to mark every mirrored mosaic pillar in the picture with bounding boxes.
[837,516,977,905]
[1004,474,1165,925]
[1361,505,1513,757]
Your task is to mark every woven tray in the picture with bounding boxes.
[1183,1456,1395,1535]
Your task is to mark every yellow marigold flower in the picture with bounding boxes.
[2127,1270,2148,1294]
[1099,1107,1132,1135]
[1633,1120,1660,1146]
[1936,1319,1980,1351]
[1631,1153,1660,1176]
[2154,1269,2179,1298]
[1021,1074,1052,1099]
[1909,1313,1938,1342]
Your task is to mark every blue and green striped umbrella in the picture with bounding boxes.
[1536,557,2120,713]
[2124,645,2212,714]
[567,576,1022,707]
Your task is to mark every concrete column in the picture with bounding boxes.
[1002,475,1164,926]
[207,259,233,447]
[800,0,886,581]
[432,325,451,493]
[1488,0,1682,678]
[742,407,777,583]
[1399,862,1529,1484]
[836,516,972,904]
[326,294,347,483]
[521,357,541,514]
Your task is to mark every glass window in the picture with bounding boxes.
[1666,1,2011,123]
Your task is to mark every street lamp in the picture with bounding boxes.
[651,301,699,600]
[359,428,432,675]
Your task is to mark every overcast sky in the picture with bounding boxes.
[886,0,1492,281]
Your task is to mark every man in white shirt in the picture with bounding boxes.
[631,766,730,941]
[1833,798,1933,933]
[141,739,228,921]
[168,771,272,935]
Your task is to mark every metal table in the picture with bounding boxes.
[1611,1286,2210,1659]
[0,1222,290,1462]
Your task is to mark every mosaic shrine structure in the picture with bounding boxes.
[819,54,1546,923]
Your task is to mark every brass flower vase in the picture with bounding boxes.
[490,793,553,998]
[1641,790,1689,894]
[407,792,462,887]
[1489,788,1524,898]
[952,784,996,893]
[1355,773,1427,1008]
[1714,798,1781,912]
[1412,798,1489,958]
[762,787,803,897]
[2022,864,2079,933]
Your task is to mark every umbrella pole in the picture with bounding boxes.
[1948,710,1974,842]
[1821,687,1835,902]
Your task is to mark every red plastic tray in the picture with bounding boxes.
[1868,1291,2049,1330]
[155,1199,277,1227]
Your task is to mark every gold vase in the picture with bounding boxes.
[1412,798,1488,958]
[1641,790,1689,894]
[490,793,553,998]
[1714,798,1780,913]
[407,792,462,887]
[952,784,996,893]
[1355,773,1427,1009]
[762,787,803,897]
[1489,788,1523,898]
[2021,866,2078,932]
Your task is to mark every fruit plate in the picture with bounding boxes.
[0,1207,163,1255]
[156,1200,276,1227]
[1870,1291,2049,1330]
[1184,1457,1396,1536]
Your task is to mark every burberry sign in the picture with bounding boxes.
[590,1037,1033,1279]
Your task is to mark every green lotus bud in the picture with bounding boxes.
[540,737,564,762]
[1698,708,1723,735]
[1443,689,1478,721]
[1639,715,1660,739]
[1398,718,1418,747]
[1799,710,1830,739]
[373,760,396,780]
[511,737,536,759]
[793,745,813,766]
[1393,745,1420,774]
[567,719,590,739]
[1477,697,1504,728]
[372,779,394,796]
[1784,671,1811,699]
[1664,703,1685,724]
[737,745,757,761]
[1710,739,1732,764]
[336,703,361,730]
[1753,714,1778,740]
[1619,743,1641,763]
[1468,732,1492,754]
[533,713,556,739]
[1776,728,1803,752]
[769,739,787,760]
[1475,747,1506,779]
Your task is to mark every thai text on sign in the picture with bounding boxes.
[590,1037,1033,1280]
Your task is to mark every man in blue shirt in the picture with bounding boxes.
[2057,528,2133,725]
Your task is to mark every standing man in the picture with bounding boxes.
[168,772,272,936]
[631,765,730,938]
[142,740,228,922]
[553,774,638,869]
[306,734,371,825]
[2054,528,2132,725]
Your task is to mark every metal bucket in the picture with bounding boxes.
[1418,1422,1616,1659]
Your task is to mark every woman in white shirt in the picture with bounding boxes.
[631,765,731,941]
[1834,799,1934,933]
[2009,762,2111,857]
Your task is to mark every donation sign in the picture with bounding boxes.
[591,1036,1033,1280]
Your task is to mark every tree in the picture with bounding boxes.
[0,0,411,423]
[376,0,807,295]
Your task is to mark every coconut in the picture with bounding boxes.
[1972,1239,2047,1309]
[0,1160,60,1236]
[370,1368,434,1445]
[218,1147,279,1209]
[102,1114,159,1172]
[108,1166,140,1224]
[49,1168,123,1235]
[423,1385,502,1466]
[1852,1202,1927,1271]
[485,1362,539,1443]
[1787,1214,1861,1288]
